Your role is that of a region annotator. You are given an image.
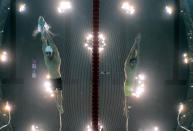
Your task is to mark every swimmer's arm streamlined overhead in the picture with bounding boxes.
[38,16,61,79]
[124,34,141,96]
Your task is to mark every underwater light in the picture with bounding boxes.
[50,93,55,98]
[183,53,187,57]
[19,3,26,13]
[184,58,189,64]
[44,80,55,98]
[121,2,135,15]
[46,74,51,79]
[182,53,192,64]
[4,102,11,112]
[87,125,92,131]
[165,6,173,15]
[132,87,145,98]
[57,1,72,13]
[100,125,103,129]
[178,103,184,113]
[44,81,51,88]
[138,74,145,80]
[44,81,53,93]
[86,123,103,131]
[84,33,106,52]
[154,126,159,131]
[1,55,7,62]
[31,125,39,131]
[0,51,8,62]
[132,73,146,98]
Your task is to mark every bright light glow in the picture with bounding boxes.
[31,125,35,131]
[138,74,145,80]
[136,87,144,96]
[179,103,184,113]
[4,102,11,112]
[132,73,146,98]
[31,125,39,131]
[87,125,92,131]
[44,81,55,98]
[50,93,55,97]
[45,86,53,93]
[121,2,135,15]
[154,126,159,131]
[44,81,51,88]
[183,53,187,57]
[1,55,7,62]
[86,34,93,41]
[84,33,106,52]
[165,6,173,15]
[57,1,72,14]
[99,34,105,41]
[86,124,103,131]
[184,58,189,64]
[132,87,145,98]
[85,43,88,47]
[183,53,189,64]
[46,74,51,79]
[140,83,144,88]
[138,80,142,84]
[88,47,92,50]
[3,51,7,55]
[99,47,104,52]
[0,51,8,62]
[19,3,26,13]
[44,81,53,93]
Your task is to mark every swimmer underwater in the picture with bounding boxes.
[123,34,141,131]
[38,16,64,114]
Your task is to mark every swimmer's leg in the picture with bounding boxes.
[55,90,64,114]
[58,90,64,114]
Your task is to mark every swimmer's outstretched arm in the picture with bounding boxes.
[124,42,137,82]
[123,39,139,97]
[43,32,59,57]
[41,32,61,79]
[124,34,141,82]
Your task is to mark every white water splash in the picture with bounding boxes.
[32,24,55,37]
[32,27,39,37]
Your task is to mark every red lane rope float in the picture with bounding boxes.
[92,0,100,131]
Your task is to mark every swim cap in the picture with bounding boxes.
[45,46,53,53]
